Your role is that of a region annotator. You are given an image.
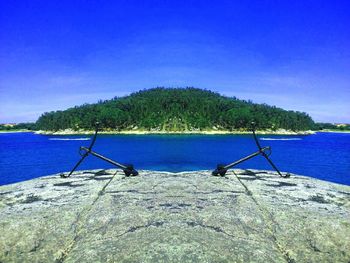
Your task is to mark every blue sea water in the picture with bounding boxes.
[0,132,349,186]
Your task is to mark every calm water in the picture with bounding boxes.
[0,132,349,186]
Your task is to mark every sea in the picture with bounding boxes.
[0,132,349,186]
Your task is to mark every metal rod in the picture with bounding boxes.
[224,146,270,169]
[252,125,289,177]
[61,152,89,178]
[80,146,128,169]
[88,125,99,150]
[261,152,289,177]
[252,128,262,150]
[212,146,271,176]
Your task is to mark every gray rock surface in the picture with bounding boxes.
[0,169,349,263]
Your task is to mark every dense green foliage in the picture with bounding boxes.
[35,87,316,131]
[315,123,350,131]
[0,123,36,131]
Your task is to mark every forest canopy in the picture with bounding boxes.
[35,87,316,131]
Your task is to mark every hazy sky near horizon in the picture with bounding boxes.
[1,0,349,123]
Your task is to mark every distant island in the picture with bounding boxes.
[1,88,349,134]
[36,88,315,133]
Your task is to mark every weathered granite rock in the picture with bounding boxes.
[0,169,349,263]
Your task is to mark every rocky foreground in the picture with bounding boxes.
[0,170,349,263]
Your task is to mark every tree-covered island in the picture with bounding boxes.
[34,88,316,133]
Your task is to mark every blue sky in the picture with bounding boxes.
[1,0,349,123]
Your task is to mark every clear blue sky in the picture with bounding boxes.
[1,0,349,123]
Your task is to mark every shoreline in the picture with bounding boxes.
[0,129,32,133]
[318,129,350,134]
[3,129,350,135]
[34,128,316,135]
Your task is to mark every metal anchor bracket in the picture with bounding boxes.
[60,123,138,178]
[212,122,290,178]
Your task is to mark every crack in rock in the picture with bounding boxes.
[55,172,119,263]
[184,221,262,244]
[114,221,166,238]
[233,171,296,263]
